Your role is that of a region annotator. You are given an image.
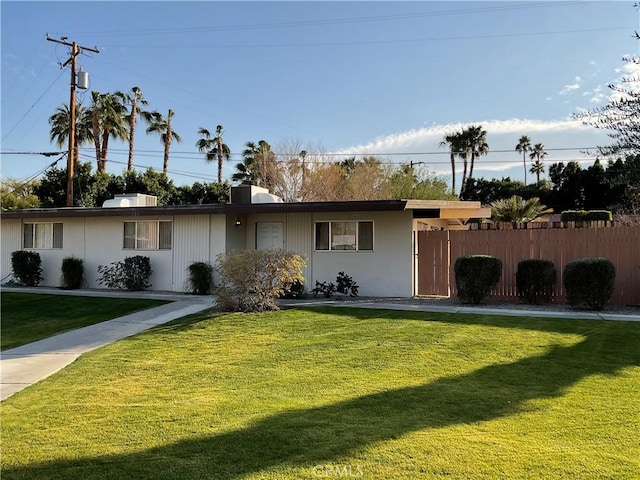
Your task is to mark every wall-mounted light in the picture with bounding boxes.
[234,218,242,227]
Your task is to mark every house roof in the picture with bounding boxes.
[1,199,490,220]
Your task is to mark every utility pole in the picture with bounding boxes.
[47,35,99,206]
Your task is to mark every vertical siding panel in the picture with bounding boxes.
[172,215,211,292]
[1,219,22,281]
[285,212,313,288]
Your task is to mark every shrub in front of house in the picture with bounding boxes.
[563,258,616,311]
[336,271,359,297]
[97,255,153,291]
[454,255,502,304]
[187,261,215,295]
[516,259,556,304]
[215,249,305,312]
[281,278,306,299]
[61,257,84,290]
[11,250,43,287]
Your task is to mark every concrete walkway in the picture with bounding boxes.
[2,287,638,402]
[1,288,214,401]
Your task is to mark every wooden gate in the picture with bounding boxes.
[417,230,450,296]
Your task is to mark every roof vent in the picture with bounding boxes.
[102,193,158,208]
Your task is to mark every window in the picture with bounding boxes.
[123,221,172,250]
[23,223,63,249]
[315,221,373,251]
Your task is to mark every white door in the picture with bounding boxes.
[256,222,284,250]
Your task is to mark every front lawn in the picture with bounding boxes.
[1,307,639,479]
[1,292,169,350]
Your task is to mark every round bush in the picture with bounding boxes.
[516,259,556,304]
[11,250,43,287]
[563,258,615,311]
[454,255,503,304]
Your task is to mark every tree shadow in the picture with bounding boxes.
[5,312,639,479]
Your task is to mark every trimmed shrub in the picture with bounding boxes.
[187,261,215,295]
[97,255,152,291]
[215,249,305,312]
[61,257,84,290]
[563,258,616,311]
[454,255,502,304]
[516,259,556,304]
[11,250,43,287]
[281,279,306,299]
[560,210,613,222]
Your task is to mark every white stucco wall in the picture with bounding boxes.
[244,210,414,297]
[311,211,414,297]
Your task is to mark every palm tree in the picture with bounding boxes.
[529,143,547,184]
[90,91,128,172]
[197,125,231,184]
[49,104,94,164]
[490,195,553,223]
[515,135,531,185]
[465,125,489,184]
[440,131,467,196]
[234,140,280,190]
[115,87,150,171]
[146,109,181,175]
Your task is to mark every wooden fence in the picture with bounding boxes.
[417,225,640,305]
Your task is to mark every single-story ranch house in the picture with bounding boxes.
[1,186,490,297]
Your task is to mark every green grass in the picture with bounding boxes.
[1,292,169,350]
[2,307,639,479]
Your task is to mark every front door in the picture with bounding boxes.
[256,222,284,250]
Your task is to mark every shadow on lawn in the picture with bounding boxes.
[5,309,639,480]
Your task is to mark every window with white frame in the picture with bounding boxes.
[23,222,63,249]
[314,221,373,251]
[123,221,172,250]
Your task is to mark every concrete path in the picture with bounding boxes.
[1,289,214,401]
[2,287,638,402]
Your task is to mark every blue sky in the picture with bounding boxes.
[1,1,638,189]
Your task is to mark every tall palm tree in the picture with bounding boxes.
[440,131,467,196]
[529,143,547,184]
[196,126,230,183]
[515,135,531,185]
[146,109,181,175]
[90,91,128,172]
[235,140,280,190]
[115,87,150,171]
[465,125,489,184]
[49,103,94,164]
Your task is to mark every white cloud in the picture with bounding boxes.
[335,118,606,181]
[559,76,583,95]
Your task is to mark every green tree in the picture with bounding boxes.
[233,140,280,191]
[0,178,40,210]
[146,109,181,175]
[440,131,467,196]
[515,135,531,185]
[197,125,231,184]
[575,50,640,156]
[490,195,553,223]
[529,143,547,184]
[49,103,93,167]
[90,91,128,172]
[464,125,489,187]
[115,87,150,171]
